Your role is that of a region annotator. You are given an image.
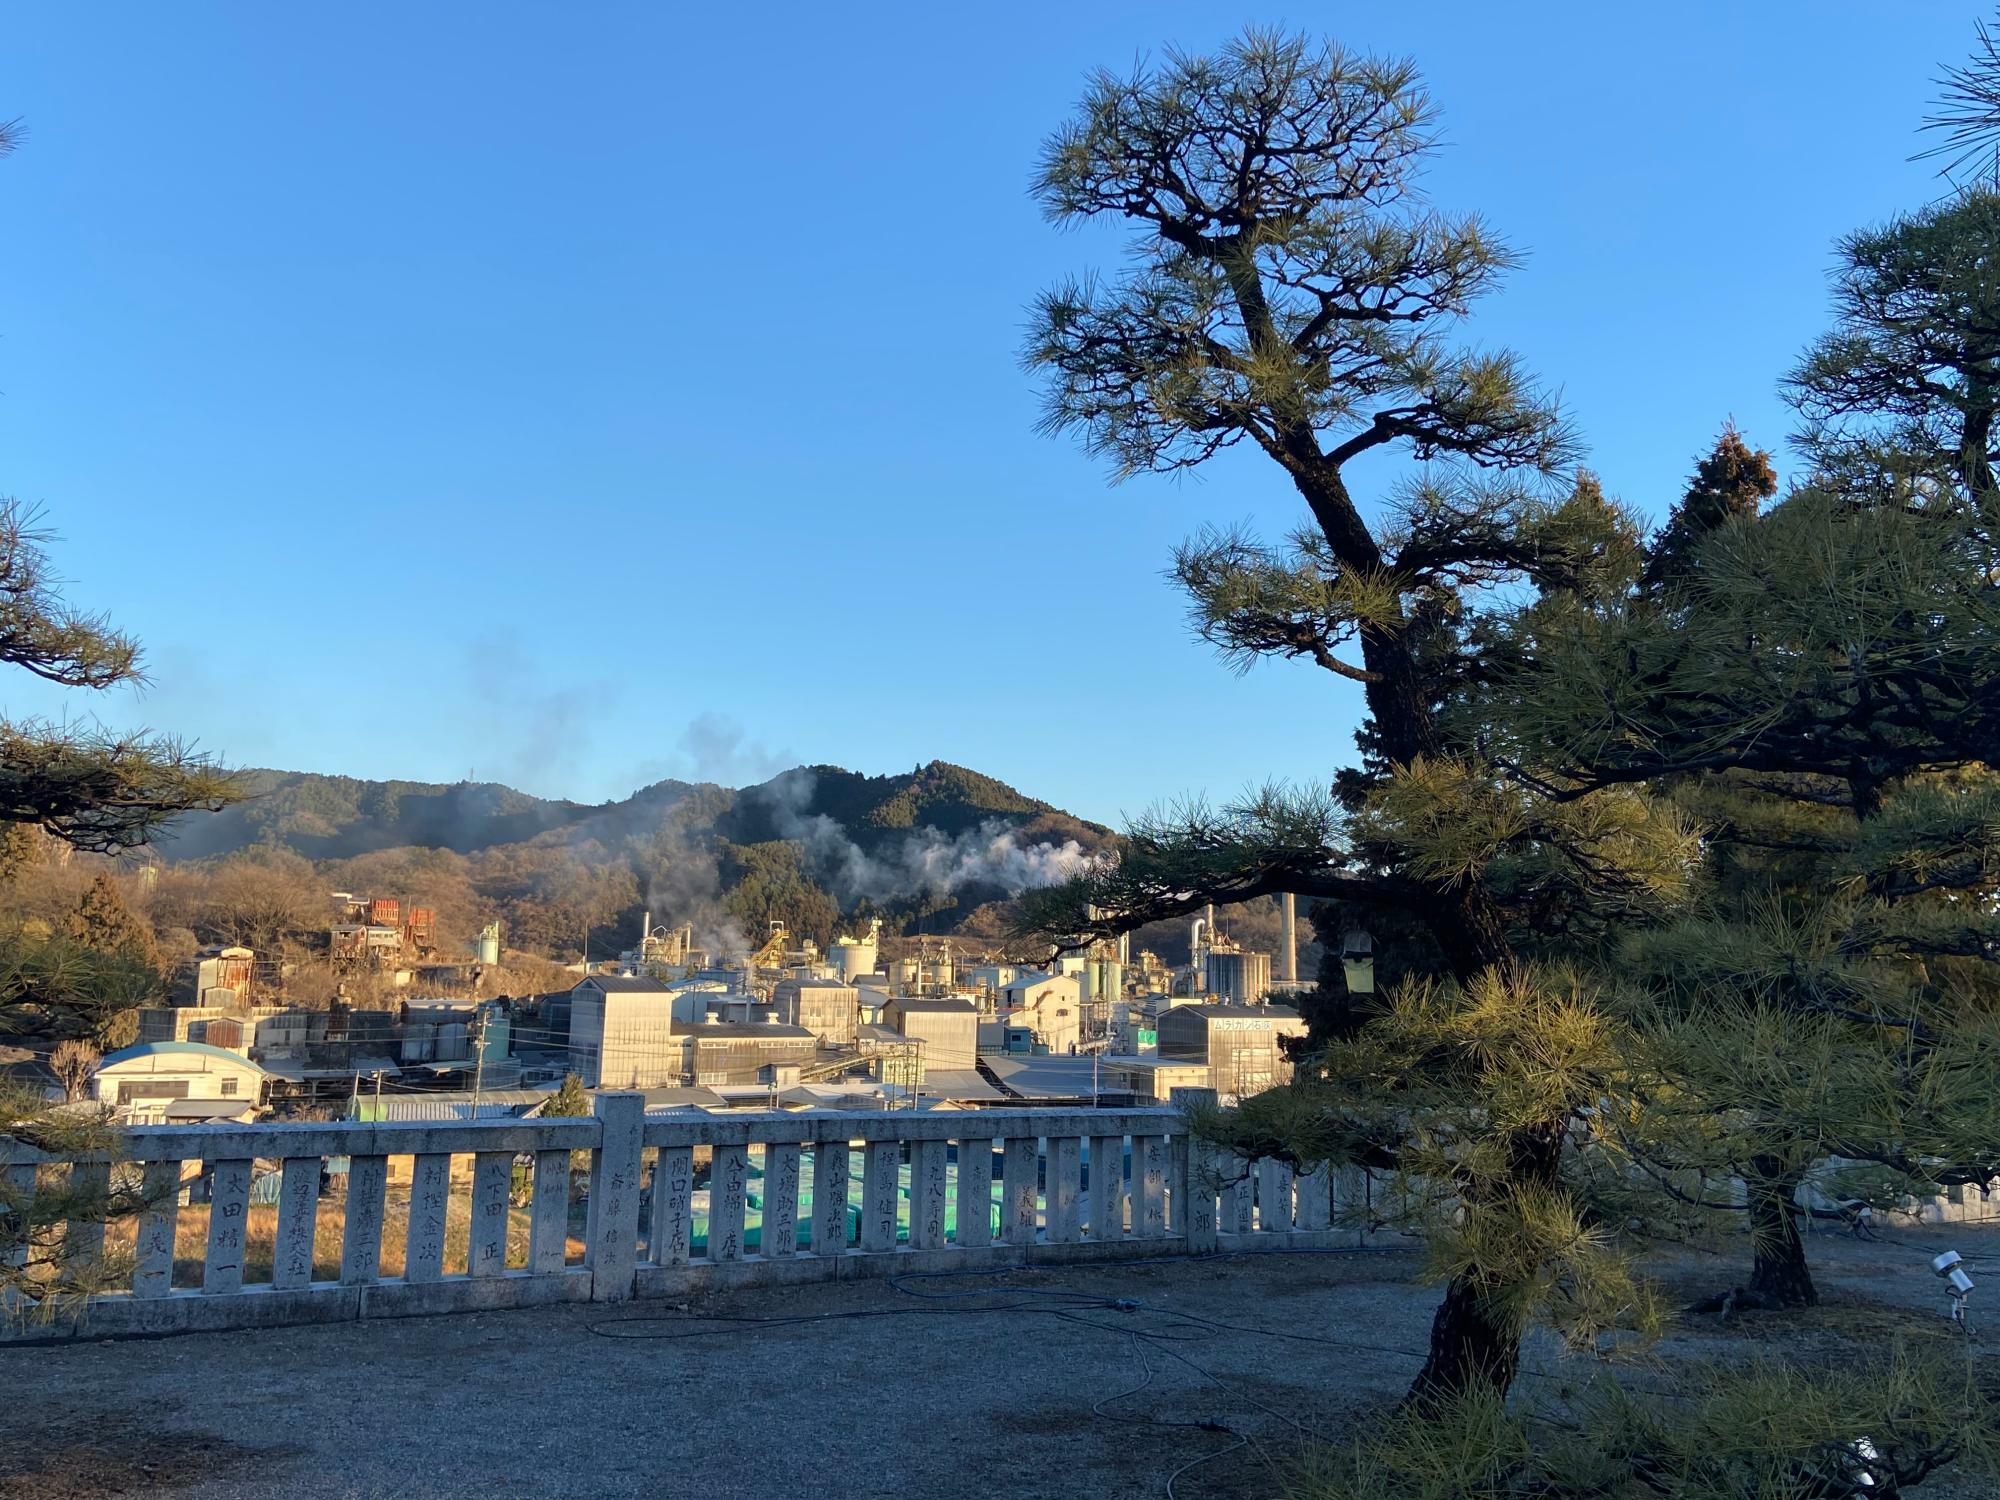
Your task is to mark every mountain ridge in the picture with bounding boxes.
[152,760,1109,866]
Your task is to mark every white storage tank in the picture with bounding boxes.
[1087,958,1123,1005]
[830,930,878,983]
[832,916,888,988]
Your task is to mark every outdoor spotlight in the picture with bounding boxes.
[1932,1250,1976,1294]
[1931,1250,1975,1326]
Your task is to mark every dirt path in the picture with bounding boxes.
[4,1226,1994,1500]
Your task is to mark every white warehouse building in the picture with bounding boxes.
[92,1041,267,1123]
[569,975,679,1089]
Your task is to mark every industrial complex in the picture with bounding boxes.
[104,896,1316,1124]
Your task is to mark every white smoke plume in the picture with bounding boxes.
[634,820,749,962]
[810,817,1094,904]
[750,770,1097,906]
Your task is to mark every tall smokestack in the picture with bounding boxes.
[1280,893,1297,984]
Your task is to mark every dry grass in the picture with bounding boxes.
[96,1164,588,1289]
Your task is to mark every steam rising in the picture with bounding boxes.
[749,769,1096,905]
[636,768,1096,957]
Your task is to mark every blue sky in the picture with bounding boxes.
[0,5,1979,826]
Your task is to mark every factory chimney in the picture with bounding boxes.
[1280,893,1297,985]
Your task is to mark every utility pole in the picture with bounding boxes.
[471,1002,488,1117]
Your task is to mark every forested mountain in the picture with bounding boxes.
[714,762,1101,852]
[153,761,1101,866]
[149,770,676,862]
[136,761,1115,963]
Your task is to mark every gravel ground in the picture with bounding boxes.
[4,1225,1995,1500]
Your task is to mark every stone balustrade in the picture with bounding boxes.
[0,1089,1361,1342]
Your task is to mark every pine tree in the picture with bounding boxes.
[61,873,159,970]
[1026,36,2000,1467]
[1482,160,2000,1320]
[539,1073,592,1175]
[1637,425,1777,600]
[1787,188,2000,502]
[0,506,239,854]
[542,1073,591,1117]
[1599,188,2000,1311]
[1583,432,2000,1311]
[1025,29,1711,1404]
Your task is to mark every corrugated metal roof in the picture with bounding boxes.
[774,1085,893,1110]
[915,1068,1005,1101]
[259,1056,402,1082]
[640,1086,729,1113]
[981,1056,1112,1099]
[1099,1055,1206,1071]
[160,1098,259,1119]
[347,1089,548,1122]
[99,1040,266,1071]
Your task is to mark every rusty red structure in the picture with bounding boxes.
[404,905,437,954]
[367,897,401,929]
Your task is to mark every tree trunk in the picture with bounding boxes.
[1956,378,1994,498]
[1406,1121,1562,1407]
[1407,1275,1520,1407]
[1745,1160,1818,1309]
[1289,458,1548,1405]
[1688,1159,1820,1316]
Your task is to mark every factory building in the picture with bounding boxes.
[92,1041,267,1122]
[1098,1056,1215,1103]
[327,893,439,965]
[1079,958,1123,1008]
[1204,947,1272,1005]
[771,978,860,1046]
[667,982,759,1027]
[1156,1003,1307,1100]
[193,946,256,1007]
[883,995,979,1070]
[569,975,678,1089]
[683,1014,819,1088]
[962,963,1020,993]
[997,972,1083,1054]
[621,912,700,978]
[888,944,956,995]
